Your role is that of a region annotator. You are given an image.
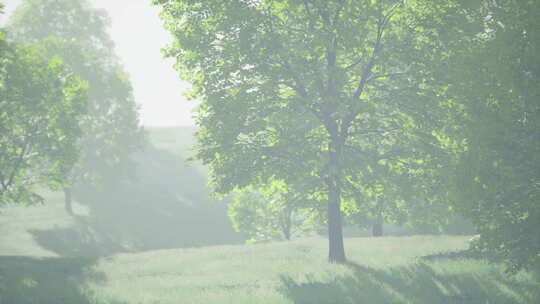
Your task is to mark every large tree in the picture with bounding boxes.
[9,0,145,214]
[440,0,540,272]
[0,26,87,204]
[156,0,457,262]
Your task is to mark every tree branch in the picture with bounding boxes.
[349,127,401,136]
[332,0,346,27]
[366,71,407,82]
[0,170,7,190]
[344,56,365,70]
[262,11,325,125]
[5,137,31,193]
[351,20,384,101]
[307,0,330,24]
[277,56,329,126]
[302,0,314,19]
[341,2,402,140]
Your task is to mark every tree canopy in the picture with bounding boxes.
[155,0,464,263]
[441,0,540,272]
[9,0,145,212]
[0,28,87,204]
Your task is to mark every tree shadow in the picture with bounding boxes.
[29,215,127,257]
[279,261,540,304]
[420,249,496,262]
[0,256,108,304]
[29,145,242,257]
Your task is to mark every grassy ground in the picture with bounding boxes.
[0,189,89,258]
[1,127,538,303]
[1,235,539,304]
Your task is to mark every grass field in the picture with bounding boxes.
[1,127,538,303]
[1,234,539,304]
[1,195,539,304]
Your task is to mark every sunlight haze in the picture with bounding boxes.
[1,1,538,302]
[3,0,197,126]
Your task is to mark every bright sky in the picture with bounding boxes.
[2,0,197,127]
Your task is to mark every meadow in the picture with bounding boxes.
[1,127,538,304]
[1,194,539,304]
[1,227,539,303]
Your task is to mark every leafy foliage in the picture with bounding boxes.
[439,0,540,272]
[9,0,145,198]
[155,0,463,262]
[0,33,87,204]
[228,179,318,242]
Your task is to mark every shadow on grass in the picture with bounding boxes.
[29,145,242,257]
[279,261,540,304]
[420,250,495,262]
[29,215,127,257]
[0,256,111,304]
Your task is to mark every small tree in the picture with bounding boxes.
[229,180,317,242]
[0,32,87,204]
[9,0,145,213]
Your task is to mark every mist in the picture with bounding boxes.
[1,0,538,303]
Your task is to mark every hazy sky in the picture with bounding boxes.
[2,0,197,127]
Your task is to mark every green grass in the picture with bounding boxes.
[0,189,90,258]
[1,127,538,303]
[1,236,539,304]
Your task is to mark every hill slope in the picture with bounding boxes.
[0,126,242,258]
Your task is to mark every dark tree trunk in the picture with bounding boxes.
[64,187,73,215]
[283,225,291,241]
[328,181,346,263]
[283,210,292,241]
[372,216,383,237]
[325,127,346,264]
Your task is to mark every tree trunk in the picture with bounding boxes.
[328,181,346,263]
[283,224,291,241]
[64,187,73,215]
[283,209,292,241]
[325,127,346,264]
[372,216,383,237]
